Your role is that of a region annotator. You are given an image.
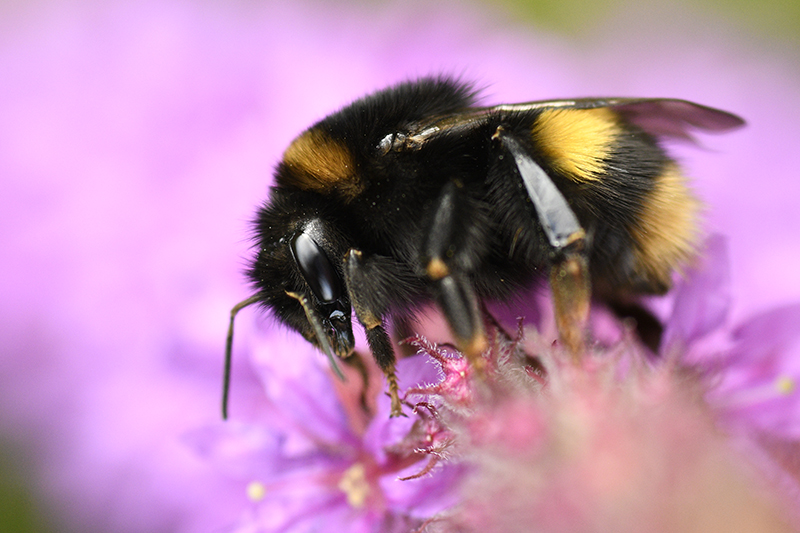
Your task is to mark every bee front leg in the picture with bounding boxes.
[343,249,404,417]
[424,182,488,367]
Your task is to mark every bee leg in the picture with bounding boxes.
[432,272,487,368]
[424,182,487,367]
[343,249,404,417]
[550,245,591,358]
[366,324,403,417]
[493,127,590,357]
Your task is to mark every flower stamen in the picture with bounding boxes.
[246,481,267,502]
[338,463,370,509]
[775,375,795,396]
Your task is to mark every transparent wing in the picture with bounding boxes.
[407,97,744,143]
[489,97,745,140]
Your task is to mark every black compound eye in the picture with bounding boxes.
[290,232,341,303]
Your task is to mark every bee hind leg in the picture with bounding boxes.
[493,127,590,357]
[549,243,591,358]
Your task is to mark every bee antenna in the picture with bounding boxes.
[285,290,347,382]
[223,294,262,420]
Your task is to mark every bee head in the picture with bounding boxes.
[249,193,355,369]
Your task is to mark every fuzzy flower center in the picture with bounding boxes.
[338,462,370,509]
[246,480,267,502]
[775,375,795,395]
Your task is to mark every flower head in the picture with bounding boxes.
[398,237,800,532]
[189,334,462,532]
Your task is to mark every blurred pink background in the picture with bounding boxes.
[1,0,798,531]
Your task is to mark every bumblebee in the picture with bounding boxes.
[223,77,743,418]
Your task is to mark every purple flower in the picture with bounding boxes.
[396,237,800,532]
[661,237,800,441]
[188,333,461,532]
[658,237,800,505]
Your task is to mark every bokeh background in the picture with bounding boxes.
[1,0,799,531]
